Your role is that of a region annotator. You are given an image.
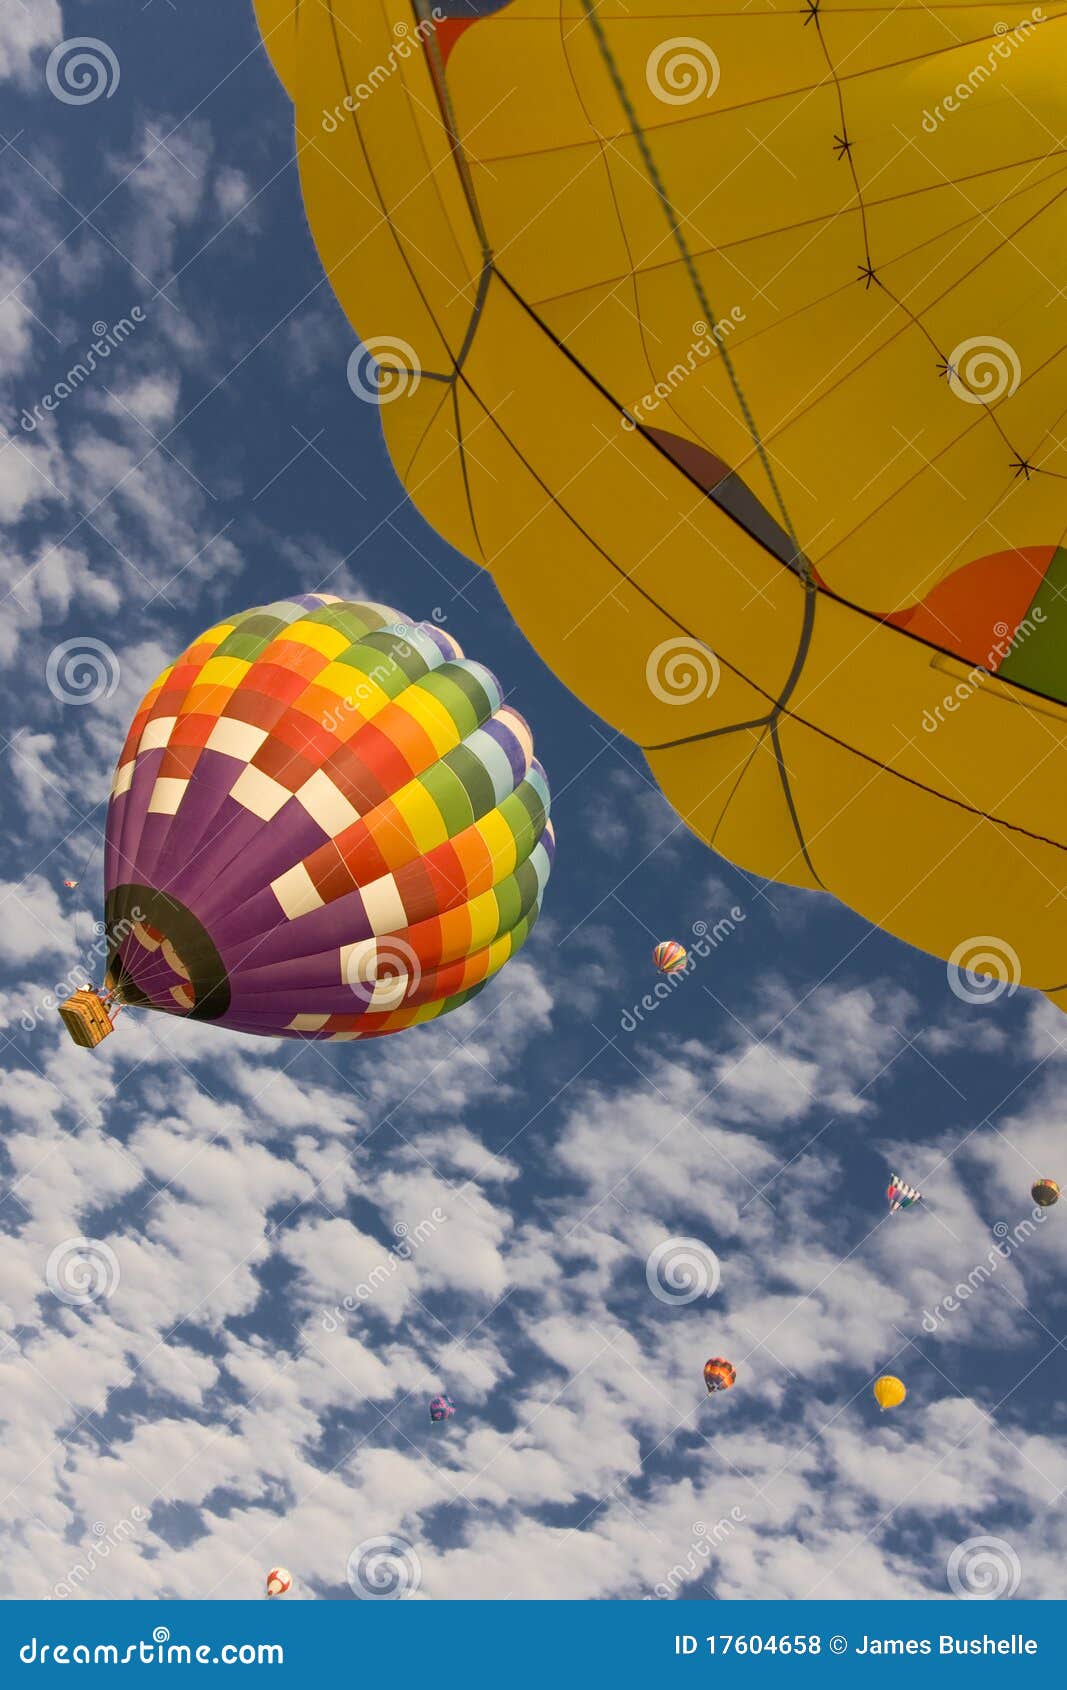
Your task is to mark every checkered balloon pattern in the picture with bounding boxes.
[103,595,553,1040]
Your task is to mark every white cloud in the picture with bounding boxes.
[0,0,61,86]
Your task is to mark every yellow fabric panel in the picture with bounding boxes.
[284,618,351,659]
[457,277,806,699]
[379,379,484,561]
[648,726,824,893]
[775,711,1067,990]
[284,0,481,379]
[256,0,1067,1008]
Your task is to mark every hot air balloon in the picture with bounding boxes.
[266,1567,292,1597]
[57,596,552,1048]
[429,1394,455,1422]
[703,1357,736,1394]
[873,1376,906,1412]
[653,940,687,975]
[62,879,78,890]
[1032,1178,1060,1207]
[887,1174,922,1213]
[254,0,1067,1009]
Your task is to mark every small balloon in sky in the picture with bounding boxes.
[703,1357,736,1395]
[873,1376,906,1412]
[653,940,687,976]
[886,1173,922,1213]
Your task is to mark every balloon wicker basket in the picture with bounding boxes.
[57,990,116,1049]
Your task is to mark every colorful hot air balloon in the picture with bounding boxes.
[62,879,78,889]
[266,1567,292,1597]
[703,1357,736,1394]
[873,1375,906,1412]
[429,1394,455,1423]
[57,596,552,1047]
[1032,1178,1060,1208]
[653,940,687,976]
[887,1174,923,1214]
[254,0,1067,1010]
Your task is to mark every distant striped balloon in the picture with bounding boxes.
[653,940,688,976]
[102,595,553,1041]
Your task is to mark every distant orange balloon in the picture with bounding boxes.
[703,1357,737,1394]
[266,1567,292,1597]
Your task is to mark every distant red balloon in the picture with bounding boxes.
[266,1567,291,1597]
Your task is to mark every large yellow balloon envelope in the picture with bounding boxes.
[254,0,1067,1008]
[873,1375,907,1412]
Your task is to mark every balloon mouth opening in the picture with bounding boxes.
[105,884,231,1020]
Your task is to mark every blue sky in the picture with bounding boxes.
[2,1,1066,1603]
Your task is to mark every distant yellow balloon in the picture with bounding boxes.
[254,0,1067,1003]
[873,1375,907,1412]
